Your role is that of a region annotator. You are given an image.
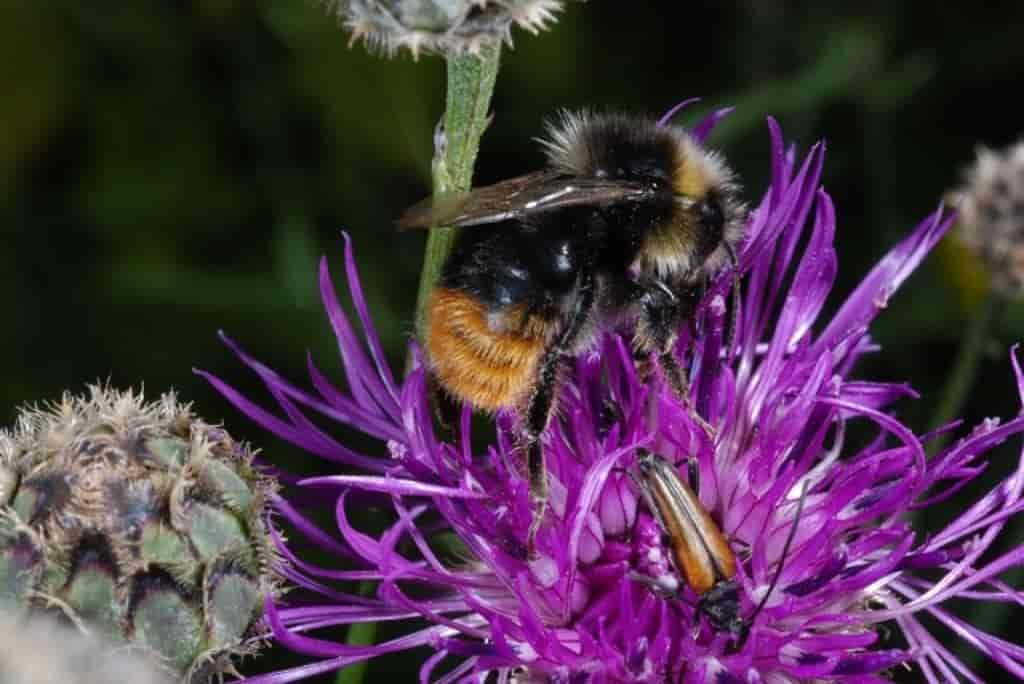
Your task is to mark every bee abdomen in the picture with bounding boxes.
[427,288,547,412]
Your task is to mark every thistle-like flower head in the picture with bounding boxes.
[0,386,282,683]
[952,139,1024,295]
[328,0,569,58]
[203,113,1024,682]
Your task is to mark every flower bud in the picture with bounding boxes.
[0,386,283,683]
[952,140,1024,295]
[328,0,569,58]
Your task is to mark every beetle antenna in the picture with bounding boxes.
[741,480,809,644]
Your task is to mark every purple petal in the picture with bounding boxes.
[301,474,488,499]
[656,97,701,127]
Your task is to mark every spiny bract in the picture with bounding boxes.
[0,385,282,683]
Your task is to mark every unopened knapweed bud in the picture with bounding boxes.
[0,386,282,683]
[951,140,1024,295]
[328,0,569,58]
[0,613,170,684]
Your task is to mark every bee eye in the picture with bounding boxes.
[699,196,725,241]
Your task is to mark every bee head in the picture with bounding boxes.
[541,110,747,279]
[662,124,747,279]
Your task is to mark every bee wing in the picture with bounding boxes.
[397,170,655,230]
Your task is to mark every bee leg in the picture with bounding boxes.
[524,269,597,557]
[524,440,547,558]
[632,344,654,383]
[427,374,459,436]
[637,281,716,440]
[658,349,716,440]
[684,279,707,341]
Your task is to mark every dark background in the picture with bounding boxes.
[3,1,1024,681]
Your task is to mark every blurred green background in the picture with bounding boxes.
[3,1,1024,681]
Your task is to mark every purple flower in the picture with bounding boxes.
[200,115,1024,683]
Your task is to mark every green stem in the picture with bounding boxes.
[338,47,501,684]
[333,581,376,684]
[926,291,1007,457]
[412,46,502,347]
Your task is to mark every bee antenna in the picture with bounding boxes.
[724,243,741,362]
[744,481,809,638]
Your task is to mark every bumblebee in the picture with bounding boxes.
[398,111,747,552]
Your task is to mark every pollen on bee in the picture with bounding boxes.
[427,288,547,412]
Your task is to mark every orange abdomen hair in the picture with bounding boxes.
[427,288,547,412]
